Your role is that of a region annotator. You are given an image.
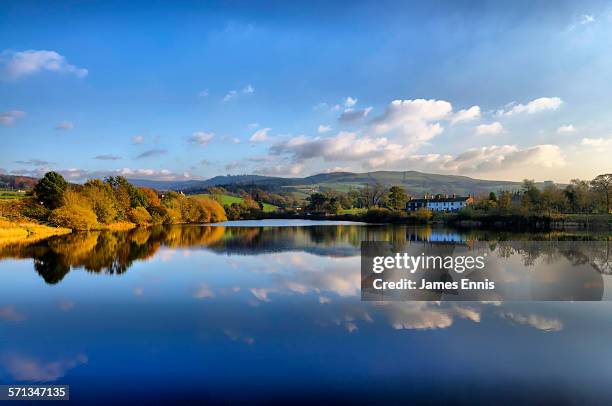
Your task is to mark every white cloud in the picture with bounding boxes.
[451,105,480,125]
[556,124,575,133]
[408,144,565,174]
[369,99,451,149]
[0,110,25,126]
[338,107,373,123]
[344,96,357,107]
[9,166,195,182]
[1,50,88,80]
[131,135,145,144]
[189,131,215,146]
[223,90,237,102]
[581,137,612,152]
[249,127,271,142]
[500,97,562,116]
[198,89,209,97]
[318,124,331,133]
[475,121,503,136]
[1,353,88,382]
[223,84,254,101]
[250,288,274,302]
[221,134,241,144]
[55,121,74,131]
[499,312,563,332]
[193,284,215,299]
[580,14,595,25]
[248,122,259,129]
[271,132,404,169]
[581,137,606,146]
[254,162,305,176]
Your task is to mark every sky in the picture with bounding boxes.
[1,0,611,183]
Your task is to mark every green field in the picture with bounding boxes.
[339,207,367,215]
[194,194,279,212]
[0,190,27,200]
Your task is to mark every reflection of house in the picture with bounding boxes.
[406,194,473,212]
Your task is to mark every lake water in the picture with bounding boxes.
[0,220,611,404]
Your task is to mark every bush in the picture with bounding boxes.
[49,205,99,230]
[148,205,181,224]
[128,206,152,225]
[197,197,227,222]
[414,208,433,222]
[20,199,51,221]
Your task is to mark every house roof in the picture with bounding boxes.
[408,196,471,203]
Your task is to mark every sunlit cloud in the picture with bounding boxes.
[498,97,562,116]
[1,353,88,382]
[475,121,503,136]
[499,311,563,332]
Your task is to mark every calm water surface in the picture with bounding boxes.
[0,220,611,404]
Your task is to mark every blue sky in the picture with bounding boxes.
[1,0,611,182]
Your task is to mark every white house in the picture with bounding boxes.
[406,194,473,212]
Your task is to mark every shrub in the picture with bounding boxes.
[414,208,433,222]
[148,205,181,224]
[49,205,99,230]
[20,199,51,221]
[197,197,227,222]
[128,206,152,225]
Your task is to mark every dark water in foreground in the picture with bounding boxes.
[0,221,611,404]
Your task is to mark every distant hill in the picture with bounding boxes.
[0,174,38,190]
[0,170,546,196]
[129,170,531,196]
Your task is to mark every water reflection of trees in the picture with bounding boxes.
[0,224,609,284]
[491,241,611,274]
[0,225,227,284]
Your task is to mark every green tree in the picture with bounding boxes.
[388,185,408,211]
[520,179,542,211]
[306,193,328,213]
[591,173,612,213]
[34,171,68,209]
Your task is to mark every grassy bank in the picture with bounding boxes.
[0,219,71,246]
[260,209,612,230]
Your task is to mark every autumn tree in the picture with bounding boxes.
[83,179,118,223]
[139,187,161,207]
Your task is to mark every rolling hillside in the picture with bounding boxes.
[0,170,549,196]
[129,170,532,196]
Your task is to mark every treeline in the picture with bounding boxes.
[207,186,299,208]
[305,185,409,214]
[469,176,612,215]
[26,171,226,230]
